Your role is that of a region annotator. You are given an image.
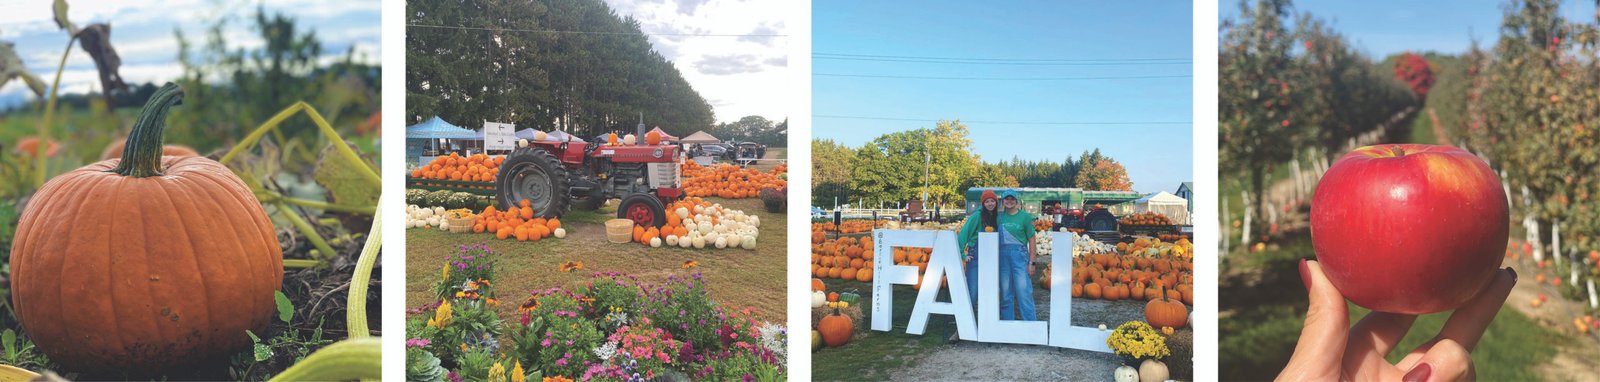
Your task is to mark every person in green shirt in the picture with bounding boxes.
[996,190,1039,320]
[956,189,1039,321]
[956,190,1001,313]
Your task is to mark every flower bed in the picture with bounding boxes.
[407,244,786,381]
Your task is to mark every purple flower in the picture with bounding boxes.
[447,371,462,382]
[742,374,755,382]
[406,338,431,348]
[542,339,552,347]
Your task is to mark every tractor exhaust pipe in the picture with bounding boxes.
[637,112,646,142]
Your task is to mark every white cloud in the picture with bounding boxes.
[601,0,788,123]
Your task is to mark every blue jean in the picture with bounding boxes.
[964,251,980,308]
[999,242,1036,320]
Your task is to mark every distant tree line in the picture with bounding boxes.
[406,0,715,139]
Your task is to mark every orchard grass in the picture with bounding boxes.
[406,196,786,323]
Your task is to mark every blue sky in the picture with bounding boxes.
[1219,0,1599,57]
[0,0,379,109]
[813,1,1194,194]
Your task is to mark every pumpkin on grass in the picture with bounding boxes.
[9,83,283,375]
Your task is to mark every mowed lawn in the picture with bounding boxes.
[407,196,787,323]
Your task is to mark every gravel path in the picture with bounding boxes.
[885,292,1190,382]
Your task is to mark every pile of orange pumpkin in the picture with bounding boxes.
[811,220,883,234]
[810,236,879,283]
[681,162,787,199]
[410,153,503,187]
[1118,212,1173,227]
[471,199,565,241]
[1033,219,1053,232]
[1064,250,1194,306]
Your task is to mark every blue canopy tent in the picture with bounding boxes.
[406,116,481,164]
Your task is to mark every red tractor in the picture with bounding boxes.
[495,136,682,228]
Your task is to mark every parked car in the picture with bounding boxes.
[811,206,827,219]
[696,143,730,159]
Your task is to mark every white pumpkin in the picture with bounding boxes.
[749,216,760,227]
[726,235,742,248]
[811,291,826,308]
[741,235,756,249]
[666,235,679,246]
[675,207,690,219]
[650,237,662,248]
[1138,360,1169,382]
[691,236,706,249]
[518,138,530,148]
[534,131,548,141]
[679,236,693,248]
[714,237,727,249]
[439,221,451,231]
[693,205,705,214]
[623,134,636,145]
[1114,365,1139,382]
[554,228,567,238]
[432,206,445,215]
[697,221,713,235]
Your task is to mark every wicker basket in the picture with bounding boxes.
[447,216,476,233]
[605,219,635,243]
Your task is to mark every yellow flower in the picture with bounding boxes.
[442,263,451,280]
[431,300,454,328]
[511,361,526,382]
[460,343,469,352]
[488,362,506,382]
[455,291,467,299]
[487,298,501,307]
[543,377,574,382]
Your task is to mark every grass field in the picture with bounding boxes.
[406,196,787,323]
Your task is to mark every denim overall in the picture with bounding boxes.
[963,227,1035,320]
[996,226,1036,320]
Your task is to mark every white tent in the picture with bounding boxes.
[679,131,721,144]
[1135,191,1190,224]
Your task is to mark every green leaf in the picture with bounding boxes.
[312,142,379,210]
[247,330,272,362]
[275,290,294,323]
[52,0,75,33]
[2,329,16,358]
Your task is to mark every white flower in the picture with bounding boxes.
[593,341,618,362]
[757,322,788,362]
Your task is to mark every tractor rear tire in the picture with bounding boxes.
[617,193,666,229]
[496,147,569,219]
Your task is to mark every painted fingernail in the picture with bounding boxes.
[1402,362,1431,382]
[1299,259,1312,291]
[1506,267,1517,284]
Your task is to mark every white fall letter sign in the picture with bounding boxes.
[870,229,1112,353]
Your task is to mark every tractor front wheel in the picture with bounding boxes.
[496,147,570,218]
[618,193,666,229]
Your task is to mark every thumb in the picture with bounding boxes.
[1279,259,1350,381]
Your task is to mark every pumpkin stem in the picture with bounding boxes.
[110,82,184,178]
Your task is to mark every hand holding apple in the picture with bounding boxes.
[1310,144,1509,314]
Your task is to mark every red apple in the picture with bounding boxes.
[1311,144,1509,314]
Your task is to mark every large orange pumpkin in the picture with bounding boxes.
[10,83,283,374]
[1145,286,1188,329]
[817,309,854,347]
